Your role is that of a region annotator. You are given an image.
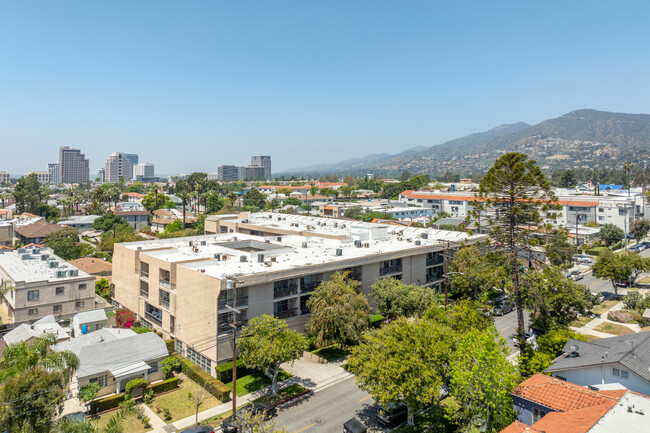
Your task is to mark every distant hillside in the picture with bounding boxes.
[280,109,650,178]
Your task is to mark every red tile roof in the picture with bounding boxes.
[513,374,618,411]
[527,402,617,433]
[500,420,543,433]
[399,190,415,195]
[123,192,144,198]
[0,245,12,251]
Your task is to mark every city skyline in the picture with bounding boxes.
[2,2,650,175]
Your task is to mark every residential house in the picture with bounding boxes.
[546,333,650,396]
[14,220,66,245]
[69,257,113,282]
[3,314,71,345]
[57,215,100,230]
[54,330,168,398]
[123,192,144,203]
[151,209,196,233]
[72,309,108,337]
[114,209,150,231]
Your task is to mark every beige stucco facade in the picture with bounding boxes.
[79,358,166,399]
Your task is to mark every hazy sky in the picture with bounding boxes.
[2,1,650,175]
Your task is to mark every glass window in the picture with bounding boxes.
[56,287,64,295]
[95,323,103,330]
[148,361,158,374]
[90,375,107,388]
[75,301,84,308]
[187,347,211,374]
[175,340,183,355]
[53,305,62,313]
[28,308,38,316]
[612,368,620,376]
[621,370,629,379]
[28,290,39,301]
[79,284,87,290]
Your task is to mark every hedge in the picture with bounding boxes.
[215,359,255,383]
[89,393,125,413]
[176,354,231,402]
[147,377,179,394]
[165,339,175,354]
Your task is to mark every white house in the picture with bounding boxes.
[72,309,108,337]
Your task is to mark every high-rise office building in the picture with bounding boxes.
[104,153,132,183]
[251,155,271,180]
[58,146,90,184]
[133,163,155,180]
[237,166,266,181]
[97,168,105,183]
[48,163,59,185]
[124,154,139,179]
[218,165,239,182]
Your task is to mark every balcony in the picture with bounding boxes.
[159,279,171,290]
[145,310,162,325]
[140,289,149,298]
[274,308,298,319]
[426,274,443,284]
[159,298,170,309]
[139,270,149,280]
[217,296,249,310]
[300,281,321,294]
[274,285,298,299]
[380,264,403,276]
[426,256,444,267]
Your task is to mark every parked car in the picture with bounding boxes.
[492,298,515,316]
[568,270,583,281]
[637,243,647,251]
[629,246,641,253]
[513,331,538,350]
[376,402,408,426]
[180,426,214,433]
[591,292,604,303]
[221,403,277,433]
[575,255,594,264]
[614,278,633,288]
[639,242,650,249]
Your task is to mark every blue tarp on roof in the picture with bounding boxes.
[599,184,623,190]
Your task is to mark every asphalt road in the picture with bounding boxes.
[273,376,390,433]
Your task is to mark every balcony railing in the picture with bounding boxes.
[217,296,249,310]
[145,310,162,325]
[159,279,171,289]
[140,289,149,298]
[426,274,443,284]
[139,270,149,280]
[426,256,444,267]
[300,281,321,294]
[380,264,403,276]
[274,308,298,319]
[274,285,298,299]
[159,298,170,309]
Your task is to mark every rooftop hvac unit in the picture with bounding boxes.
[277,217,282,221]
[240,256,248,262]
[137,246,142,250]
[302,242,308,248]
[68,270,78,277]
[363,243,370,248]
[200,240,206,246]
[189,241,193,247]
[335,248,343,256]
[242,219,249,223]
[333,222,338,227]
[49,261,59,268]
[317,221,321,226]
[421,233,428,239]
[277,236,282,242]
[41,254,49,261]
[257,254,264,263]
[214,253,221,261]
[21,254,31,260]
[415,240,421,246]
[56,270,67,278]
[354,240,362,248]
[17,248,26,253]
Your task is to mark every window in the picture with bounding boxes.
[79,283,87,290]
[56,287,64,295]
[450,206,459,213]
[28,290,39,301]
[619,208,626,216]
[599,208,604,212]
[28,308,38,316]
[75,301,84,308]
[170,315,175,333]
[599,216,605,220]
[612,368,620,377]
[95,323,103,331]
[175,340,183,355]
[90,375,107,388]
[148,361,158,374]
[53,305,62,313]
[621,370,629,379]
[449,200,463,205]
[159,289,170,309]
[532,408,547,423]
[187,347,211,373]
[140,280,149,297]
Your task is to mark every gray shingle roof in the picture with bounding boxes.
[547,333,650,382]
[54,328,135,355]
[73,309,107,324]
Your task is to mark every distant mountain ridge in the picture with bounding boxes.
[280,109,650,177]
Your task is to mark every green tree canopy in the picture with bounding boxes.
[242,188,266,210]
[630,219,650,242]
[592,250,639,294]
[45,226,82,260]
[599,223,624,246]
[448,245,510,300]
[370,278,440,320]
[93,212,130,232]
[306,271,369,349]
[142,191,175,213]
[238,315,308,397]
[13,173,46,214]
[545,229,573,267]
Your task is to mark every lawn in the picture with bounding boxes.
[147,377,222,423]
[581,333,602,341]
[592,300,620,315]
[637,276,650,284]
[391,404,454,433]
[594,322,635,336]
[255,383,309,404]
[570,316,593,327]
[90,408,149,433]
[311,345,350,362]
[225,370,291,397]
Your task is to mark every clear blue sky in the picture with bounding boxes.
[2,1,650,176]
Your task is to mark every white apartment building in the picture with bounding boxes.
[104,152,132,183]
[113,212,483,374]
[0,171,10,184]
[133,163,155,180]
[0,246,96,324]
[24,171,50,184]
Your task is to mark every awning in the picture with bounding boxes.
[109,361,151,379]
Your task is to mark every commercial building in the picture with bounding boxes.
[0,246,96,323]
[133,163,155,181]
[24,171,50,184]
[113,212,483,374]
[48,163,59,185]
[251,155,272,180]
[238,165,266,181]
[0,171,10,184]
[104,152,132,183]
[124,154,139,179]
[58,146,90,184]
[218,165,239,182]
[97,168,105,183]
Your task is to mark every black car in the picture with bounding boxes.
[376,402,408,426]
[221,402,277,433]
[180,426,214,433]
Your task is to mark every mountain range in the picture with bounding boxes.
[280,109,650,178]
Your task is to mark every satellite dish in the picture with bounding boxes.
[571,345,580,352]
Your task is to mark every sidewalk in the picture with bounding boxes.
[572,299,643,338]
[146,354,353,433]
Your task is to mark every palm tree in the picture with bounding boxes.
[175,179,193,227]
[623,161,634,197]
[226,192,238,209]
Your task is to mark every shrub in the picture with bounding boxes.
[165,339,175,354]
[623,292,643,311]
[143,390,154,404]
[115,308,135,328]
[163,408,172,421]
[131,326,153,334]
[125,378,149,396]
[146,377,179,394]
[89,393,125,413]
[141,416,151,428]
[215,359,255,383]
[176,355,231,402]
[607,310,642,324]
[369,314,384,328]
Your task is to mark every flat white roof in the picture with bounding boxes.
[589,390,650,432]
[0,247,91,283]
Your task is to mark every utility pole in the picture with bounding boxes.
[220,279,242,416]
[444,240,450,310]
[575,213,579,266]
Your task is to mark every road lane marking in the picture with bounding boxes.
[588,281,600,288]
[295,424,314,433]
[360,395,372,402]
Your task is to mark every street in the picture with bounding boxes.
[273,376,389,433]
